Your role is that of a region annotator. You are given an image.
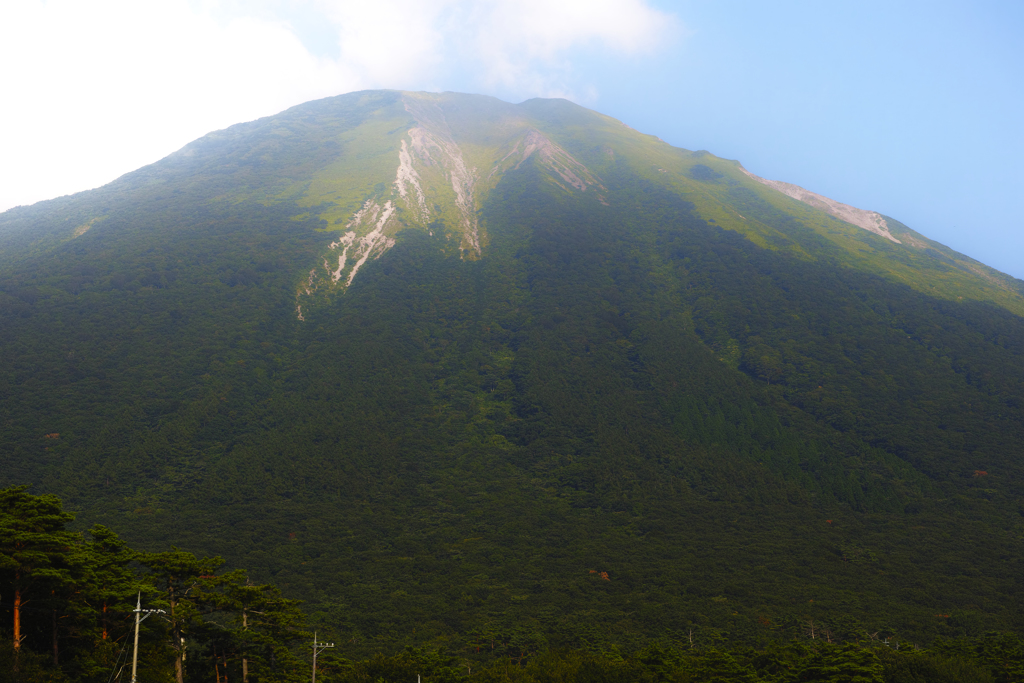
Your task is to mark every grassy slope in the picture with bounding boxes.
[510,97,1024,317]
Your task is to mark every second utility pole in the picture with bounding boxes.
[311,632,334,683]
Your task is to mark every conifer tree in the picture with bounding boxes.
[137,547,224,683]
[74,524,152,680]
[221,573,308,683]
[0,486,78,675]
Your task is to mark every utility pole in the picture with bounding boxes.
[311,632,334,683]
[131,593,165,683]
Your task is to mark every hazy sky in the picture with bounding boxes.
[2,0,1021,277]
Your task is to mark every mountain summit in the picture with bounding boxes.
[2,91,1023,651]
[20,90,1015,314]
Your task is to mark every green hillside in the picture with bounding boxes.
[2,90,1023,662]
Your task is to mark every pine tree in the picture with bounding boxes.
[221,573,308,683]
[0,486,79,676]
[72,525,152,681]
[137,547,224,683]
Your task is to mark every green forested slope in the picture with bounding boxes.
[1,92,1022,660]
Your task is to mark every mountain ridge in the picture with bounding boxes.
[738,166,901,243]
[3,90,1021,315]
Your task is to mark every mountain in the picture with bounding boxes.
[1,90,1023,654]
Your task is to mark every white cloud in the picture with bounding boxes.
[0,0,678,212]
[0,0,358,212]
[319,0,451,87]
[316,0,677,95]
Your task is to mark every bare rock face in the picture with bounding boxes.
[282,91,1018,323]
[295,92,605,317]
[490,129,605,197]
[740,167,901,243]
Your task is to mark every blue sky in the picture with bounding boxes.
[2,0,1021,277]
[612,1,1024,279]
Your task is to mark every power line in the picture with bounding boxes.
[105,630,132,683]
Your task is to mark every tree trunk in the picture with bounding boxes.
[12,585,21,652]
[170,586,185,683]
[242,608,248,683]
[52,608,59,667]
[102,602,108,640]
[12,581,21,676]
[172,628,186,683]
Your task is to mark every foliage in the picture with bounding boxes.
[0,487,307,682]
[0,91,1023,666]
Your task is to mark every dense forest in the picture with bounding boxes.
[0,486,306,682]
[2,485,1023,682]
[1,91,1023,680]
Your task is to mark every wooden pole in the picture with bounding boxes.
[311,633,317,683]
[131,593,141,683]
